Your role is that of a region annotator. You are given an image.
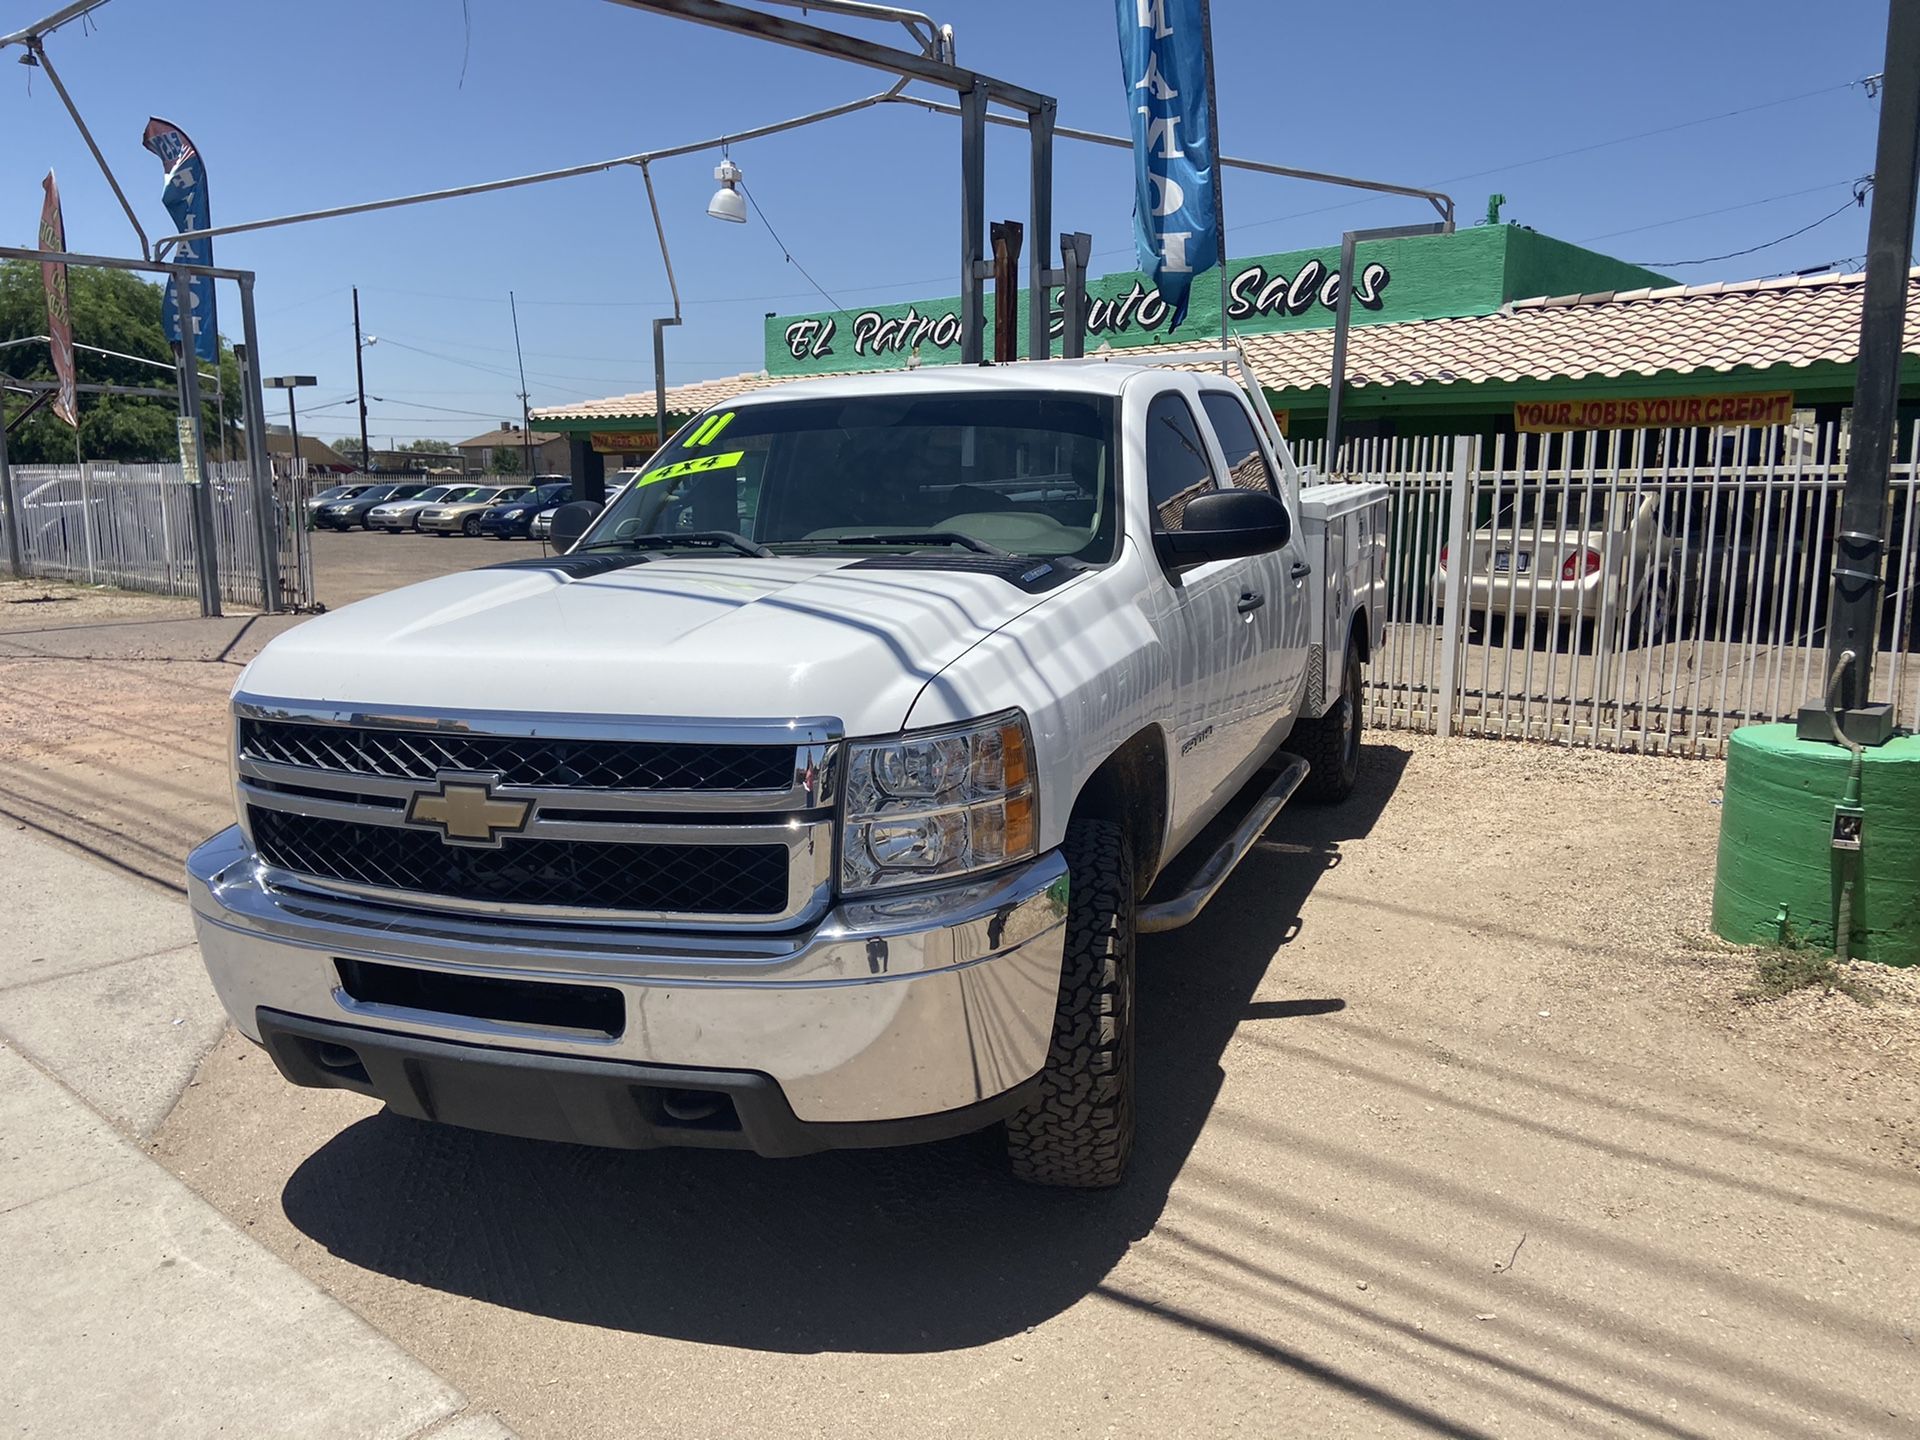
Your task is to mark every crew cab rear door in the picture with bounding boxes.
[1196,387,1310,716]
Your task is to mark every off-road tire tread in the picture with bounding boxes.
[1295,645,1362,805]
[1005,819,1135,1188]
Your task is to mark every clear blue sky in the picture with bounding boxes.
[4,0,1895,445]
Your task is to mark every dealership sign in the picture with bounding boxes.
[768,241,1417,377]
[590,430,661,454]
[1515,391,1794,433]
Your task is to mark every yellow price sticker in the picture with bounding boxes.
[638,450,746,486]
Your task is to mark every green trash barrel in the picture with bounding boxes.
[1711,724,1920,966]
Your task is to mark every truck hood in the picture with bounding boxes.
[239,555,1077,736]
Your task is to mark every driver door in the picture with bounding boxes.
[1142,390,1270,845]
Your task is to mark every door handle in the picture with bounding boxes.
[1237,591,1266,614]
[1290,560,1313,580]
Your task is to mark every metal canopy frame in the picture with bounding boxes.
[889,93,1456,227]
[600,0,1059,364]
[1325,221,1454,464]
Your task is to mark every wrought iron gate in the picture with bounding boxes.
[1296,422,1920,755]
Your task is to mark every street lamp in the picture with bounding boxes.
[707,158,747,223]
[262,375,318,484]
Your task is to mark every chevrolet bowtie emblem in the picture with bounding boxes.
[405,773,532,847]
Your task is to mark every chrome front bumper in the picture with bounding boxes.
[187,826,1068,1129]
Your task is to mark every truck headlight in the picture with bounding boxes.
[841,710,1037,894]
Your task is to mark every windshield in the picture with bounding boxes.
[581,391,1117,560]
[414,486,456,502]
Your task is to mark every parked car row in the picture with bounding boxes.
[305,478,575,538]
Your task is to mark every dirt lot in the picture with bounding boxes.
[5,551,1919,1438]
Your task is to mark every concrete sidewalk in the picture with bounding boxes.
[0,825,515,1440]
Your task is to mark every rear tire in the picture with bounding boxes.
[1294,643,1363,805]
[1006,819,1135,1189]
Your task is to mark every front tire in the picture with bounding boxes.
[1294,643,1363,804]
[462,515,481,537]
[1006,819,1136,1188]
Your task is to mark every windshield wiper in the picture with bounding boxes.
[818,531,1009,557]
[579,530,773,558]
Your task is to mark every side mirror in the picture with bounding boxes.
[1154,489,1292,570]
[548,500,602,554]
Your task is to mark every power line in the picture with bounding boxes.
[1209,74,1873,253]
[737,182,844,312]
[1631,181,1872,267]
[1580,176,1866,243]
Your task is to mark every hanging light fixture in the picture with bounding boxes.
[707,157,747,224]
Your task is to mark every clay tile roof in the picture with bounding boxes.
[531,373,783,424]
[1190,266,1920,394]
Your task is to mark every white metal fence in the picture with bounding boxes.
[1295,422,1919,755]
[2,461,313,611]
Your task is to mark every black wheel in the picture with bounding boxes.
[1006,819,1135,1189]
[1294,642,1363,805]
[462,515,481,537]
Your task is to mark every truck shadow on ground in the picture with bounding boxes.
[280,744,1411,1354]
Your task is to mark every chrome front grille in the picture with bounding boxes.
[238,718,795,793]
[248,809,791,915]
[233,699,839,928]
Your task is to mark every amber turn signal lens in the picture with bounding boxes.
[1001,722,1031,790]
[1003,792,1035,855]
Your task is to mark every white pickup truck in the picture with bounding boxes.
[189,352,1386,1187]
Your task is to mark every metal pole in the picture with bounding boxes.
[233,297,282,613]
[1325,228,1358,468]
[1058,231,1091,360]
[1438,436,1475,737]
[174,300,221,618]
[959,83,987,365]
[352,287,370,471]
[991,221,1022,364]
[1027,100,1055,361]
[510,290,533,476]
[1326,221,1453,467]
[0,387,22,576]
[1817,0,1920,734]
[651,317,680,450]
[1198,0,1229,354]
[640,159,684,449]
[22,40,151,259]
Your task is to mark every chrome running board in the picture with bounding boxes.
[1138,755,1310,934]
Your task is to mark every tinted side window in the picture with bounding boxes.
[1145,393,1217,533]
[1199,392,1278,496]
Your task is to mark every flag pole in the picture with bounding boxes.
[1198,0,1228,358]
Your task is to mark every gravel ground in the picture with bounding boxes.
[7,549,1918,1437]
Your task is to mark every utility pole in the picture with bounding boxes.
[510,289,532,477]
[1801,0,1920,746]
[352,286,371,472]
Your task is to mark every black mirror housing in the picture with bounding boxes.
[548,500,603,554]
[1154,489,1292,570]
